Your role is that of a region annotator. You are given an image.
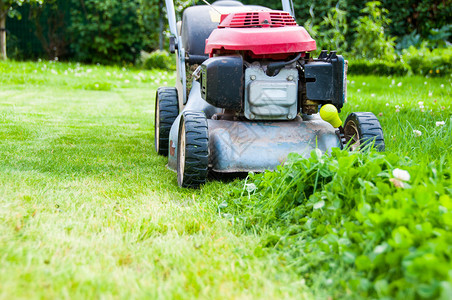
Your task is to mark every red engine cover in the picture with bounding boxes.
[205,10,316,57]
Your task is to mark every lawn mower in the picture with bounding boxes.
[155,0,385,188]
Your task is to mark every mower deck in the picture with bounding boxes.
[167,114,340,173]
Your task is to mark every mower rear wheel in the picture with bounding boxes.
[344,112,385,151]
[155,87,179,156]
[177,111,209,188]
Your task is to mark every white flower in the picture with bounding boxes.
[362,82,366,86]
[357,89,361,92]
[371,93,375,97]
[391,79,395,85]
[441,84,444,88]
[418,101,424,106]
[124,79,130,83]
[413,129,422,137]
[395,108,400,113]
[314,148,322,158]
[436,121,445,126]
[424,81,427,85]
[245,183,256,193]
[386,103,389,106]
[428,91,432,97]
[393,168,410,181]
[313,200,325,209]
[397,82,402,87]
[95,84,99,88]
[351,80,355,84]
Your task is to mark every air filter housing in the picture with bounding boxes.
[205,10,316,57]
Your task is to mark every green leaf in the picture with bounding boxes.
[355,255,372,271]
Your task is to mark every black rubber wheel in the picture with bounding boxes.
[155,87,179,156]
[343,112,385,151]
[177,111,209,188]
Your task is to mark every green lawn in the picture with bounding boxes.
[0,60,451,299]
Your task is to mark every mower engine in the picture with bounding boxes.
[200,10,347,120]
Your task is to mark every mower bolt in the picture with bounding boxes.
[250,75,256,81]
[249,113,255,120]
[287,75,294,81]
[287,114,293,119]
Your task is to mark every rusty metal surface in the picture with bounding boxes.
[207,114,340,172]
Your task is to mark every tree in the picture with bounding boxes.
[0,0,43,60]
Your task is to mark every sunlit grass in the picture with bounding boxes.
[0,60,310,299]
[344,75,452,161]
[0,60,450,299]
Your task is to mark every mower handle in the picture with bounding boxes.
[165,0,179,41]
[281,0,295,18]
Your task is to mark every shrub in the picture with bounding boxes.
[347,46,451,77]
[402,45,452,77]
[142,50,175,70]
[351,1,396,61]
[348,59,410,76]
[303,0,348,52]
[69,0,144,65]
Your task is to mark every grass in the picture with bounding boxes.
[0,60,451,299]
[343,75,452,161]
[0,61,308,299]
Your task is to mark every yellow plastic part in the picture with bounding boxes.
[320,104,342,128]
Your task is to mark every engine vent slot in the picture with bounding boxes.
[269,12,297,26]
[219,11,297,28]
[229,12,260,27]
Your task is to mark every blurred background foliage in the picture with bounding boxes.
[4,0,452,74]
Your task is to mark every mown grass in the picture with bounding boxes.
[0,61,309,299]
[343,75,451,162]
[0,60,451,299]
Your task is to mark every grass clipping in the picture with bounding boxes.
[222,148,452,299]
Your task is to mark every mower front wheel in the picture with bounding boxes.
[343,112,385,151]
[177,111,209,188]
[155,87,179,156]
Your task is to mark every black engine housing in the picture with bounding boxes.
[304,52,347,110]
[200,56,244,111]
